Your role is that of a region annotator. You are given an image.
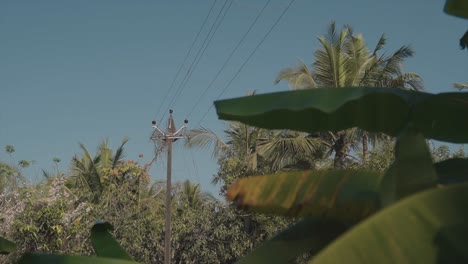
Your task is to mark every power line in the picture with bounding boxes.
[164,0,234,121]
[196,0,296,126]
[153,0,218,122]
[173,0,234,107]
[186,0,273,119]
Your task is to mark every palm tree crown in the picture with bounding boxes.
[276,22,423,167]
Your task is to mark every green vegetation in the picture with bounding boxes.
[0,139,289,263]
[1,2,467,263]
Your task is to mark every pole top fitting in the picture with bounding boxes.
[184,119,188,124]
[169,109,173,114]
[152,120,156,125]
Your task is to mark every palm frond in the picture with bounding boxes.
[314,39,336,87]
[314,26,350,88]
[112,137,128,169]
[70,155,93,192]
[342,128,362,152]
[275,61,317,89]
[344,33,372,86]
[185,127,232,158]
[372,34,387,55]
[97,139,112,169]
[394,72,424,91]
[41,169,51,180]
[76,143,102,199]
[246,151,258,172]
[257,131,323,171]
[380,45,415,77]
[454,83,468,90]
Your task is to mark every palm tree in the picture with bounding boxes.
[186,121,323,175]
[69,137,128,201]
[185,123,264,173]
[256,130,324,171]
[5,145,15,165]
[178,180,214,208]
[276,22,422,165]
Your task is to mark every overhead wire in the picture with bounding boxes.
[196,0,297,126]
[186,0,273,120]
[152,0,218,123]
[172,0,233,110]
[161,0,233,123]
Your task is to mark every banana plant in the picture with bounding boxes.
[215,85,468,263]
[0,236,16,255]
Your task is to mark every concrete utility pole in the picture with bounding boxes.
[151,109,188,264]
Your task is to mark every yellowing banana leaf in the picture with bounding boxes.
[91,221,133,261]
[308,182,468,264]
[237,218,348,264]
[0,236,16,255]
[19,253,140,264]
[214,88,468,143]
[227,170,383,222]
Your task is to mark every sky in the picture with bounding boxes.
[1,0,466,197]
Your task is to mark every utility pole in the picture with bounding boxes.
[151,109,188,264]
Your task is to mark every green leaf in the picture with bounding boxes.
[309,182,468,264]
[0,236,16,255]
[216,88,415,136]
[412,92,468,143]
[214,88,468,143]
[237,218,348,264]
[379,125,437,206]
[91,221,133,261]
[19,253,139,264]
[436,158,468,184]
[444,0,468,18]
[227,170,383,222]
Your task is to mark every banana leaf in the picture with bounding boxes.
[227,169,383,222]
[308,182,468,264]
[215,88,468,143]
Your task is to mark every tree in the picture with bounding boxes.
[17,160,30,169]
[177,180,213,209]
[276,22,422,166]
[5,145,15,155]
[69,137,129,202]
[214,83,468,263]
[52,157,61,175]
[187,122,324,189]
[0,162,19,193]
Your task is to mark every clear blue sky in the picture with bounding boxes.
[1,0,466,197]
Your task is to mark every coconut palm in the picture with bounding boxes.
[276,22,423,165]
[178,180,214,208]
[186,121,323,174]
[69,137,128,201]
[5,145,15,156]
[185,123,263,173]
[256,130,324,171]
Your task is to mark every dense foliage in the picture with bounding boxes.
[1,3,466,262]
[0,140,290,264]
